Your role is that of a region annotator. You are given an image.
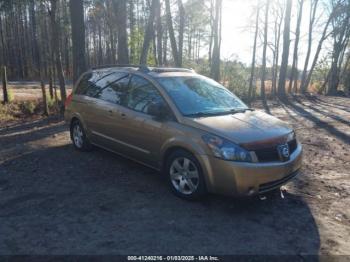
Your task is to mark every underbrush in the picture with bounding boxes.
[0,98,61,125]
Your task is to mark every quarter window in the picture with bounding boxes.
[74,73,92,95]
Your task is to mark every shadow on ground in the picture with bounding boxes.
[0,121,320,255]
[261,96,350,145]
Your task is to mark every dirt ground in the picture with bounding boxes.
[0,82,72,101]
[0,94,349,255]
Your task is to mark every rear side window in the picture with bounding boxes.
[124,75,165,114]
[74,71,127,97]
[95,75,130,104]
[94,72,127,90]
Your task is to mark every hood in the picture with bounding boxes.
[182,110,292,145]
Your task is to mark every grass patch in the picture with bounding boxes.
[0,97,61,125]
[0,102,21,122]
[20,101,36,115]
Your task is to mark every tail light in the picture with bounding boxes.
[65,93,73,108]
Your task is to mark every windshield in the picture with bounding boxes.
[157,76,248,116]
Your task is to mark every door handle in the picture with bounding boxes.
[121,113,127,119]
[108,110,113,115]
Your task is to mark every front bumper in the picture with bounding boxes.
[197,143,303,196]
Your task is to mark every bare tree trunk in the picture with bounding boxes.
[303,12,334,93]
[210,0,222,81]
[208,0,214,64]
[165,0,180,67]
[277,0,292,98]
[97,24,102,65]
[0,15,7,67]
[327,8,350,95]
[152,32,158,65]
[288,0,304,94]
[248,4,260,103]
[49,67,54,99]
[140,0,157,65]
[155,0,163,65]
[340,51,350,82]
[49,0,66,108]
[272,4,284,97]
[260,0,270,107]
[69,0,87,84]
[41,80,49,116]
[115,0,129,64]
[1,66,8,103]
[163,26,168,65]
[178,0,185,66]
[300,0,319,93]
[33,1,48,115]
[129,0,136,64]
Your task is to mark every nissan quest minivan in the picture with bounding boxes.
[64,65,302,200]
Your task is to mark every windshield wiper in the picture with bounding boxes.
[210,108,255,115]
[225,108,255,114]
[185,108,255,117]
[184,111,221,117]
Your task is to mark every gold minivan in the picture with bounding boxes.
[65,65,302,200]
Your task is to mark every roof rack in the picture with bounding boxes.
[91,64,149,71]
[90,64,195,74]
[151,68,195,73]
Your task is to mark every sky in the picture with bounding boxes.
[220,0,329,68]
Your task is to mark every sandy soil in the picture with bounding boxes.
[0,95,349,255]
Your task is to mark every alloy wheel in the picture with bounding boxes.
[73,124,84,148]
[170,157,199,195]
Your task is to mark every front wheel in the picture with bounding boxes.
[165,150,207,200]
[70,119,93,151]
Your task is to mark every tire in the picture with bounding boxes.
[165,149,207,200]
[70,119,93,152]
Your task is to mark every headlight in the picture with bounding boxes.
[287,131,296,142]
[202,134,252,162]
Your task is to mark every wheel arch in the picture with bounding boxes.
[162,146,192,170]
[69,113,91,138]
[160,139,206,172]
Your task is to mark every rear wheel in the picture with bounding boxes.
[165,150,207,200]
[70,119,93,151]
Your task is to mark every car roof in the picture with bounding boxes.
[89,65,197,79]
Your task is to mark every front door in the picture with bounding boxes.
[114,75,169,167]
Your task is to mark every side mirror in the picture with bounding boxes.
[147,101,170,120]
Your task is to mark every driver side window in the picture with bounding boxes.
[125,75,165,115]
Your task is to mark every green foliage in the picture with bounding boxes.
[222,61,250,100]
[46,90,62,112]
[312,81,322,93]
[0,103,16,122]
[20,101,36,115]
[7,89,14,102]
[312,57,330,83]
[47,94,56,109]
[185,60,211,77]
[129,27,144,64]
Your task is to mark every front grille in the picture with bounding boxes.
[254,139,298,162]
[254,147,280,162]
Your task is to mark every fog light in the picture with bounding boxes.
[247,187,255,196]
